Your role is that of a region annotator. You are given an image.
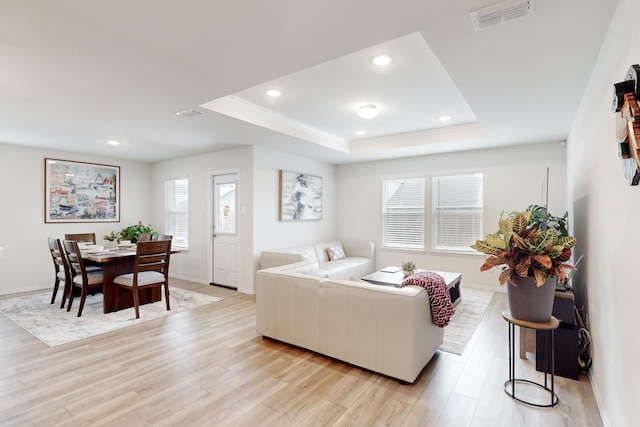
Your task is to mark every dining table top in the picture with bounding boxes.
[82,244,180,263]
[82,245,138,263]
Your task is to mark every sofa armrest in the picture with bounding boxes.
[260,251,304,269]
[342,241,375,260]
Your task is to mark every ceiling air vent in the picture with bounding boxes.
[175,108,205,118]
[470,0,534,32]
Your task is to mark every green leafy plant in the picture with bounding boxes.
[401,260,417,273]
[120,222,156,242]
[519,204,569,237]
[103,231,121,242]
[470,208,576,287]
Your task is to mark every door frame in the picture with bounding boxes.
[207,168,240,287]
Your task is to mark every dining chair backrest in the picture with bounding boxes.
[134,240,172,278]
[62,240,89,283]
[48,238,68,277]
[137,233,152,242]
[155,234,172,241]
[48,237,70,307]
[64,233,96,244]
[113,240,172,318]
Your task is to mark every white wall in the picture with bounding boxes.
[150,146,254,293]
[149,145,336,295]
[253,146,337,268]
[0,143,151,295]
[336,142,567,291]
[567,0,639,424]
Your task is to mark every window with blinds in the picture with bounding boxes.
[432,173,483,251]
[165,178,189,249]
[382,178,425,250]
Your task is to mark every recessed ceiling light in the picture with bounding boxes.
[106,140,120,146]
[265,89,282,97]
[354,130,366,135]
[439,116,452,122]
[358,104,378,119]
[175,108,205,118]
[372,55,393,66]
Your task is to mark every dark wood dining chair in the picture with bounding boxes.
[64,232,102,272]
[113,240,172,319]
[64,233,96,244]
[48,238,71,308]
[62,240,104,317]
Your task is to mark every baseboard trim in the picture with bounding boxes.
[210,282,237,291]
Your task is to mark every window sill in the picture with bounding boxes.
[429,249,484,257]
[380,246,427,255]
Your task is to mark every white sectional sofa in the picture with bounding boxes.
[260,241,375,279]
[256,260,444,383]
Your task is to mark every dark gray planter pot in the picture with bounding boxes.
[506,276,556,322]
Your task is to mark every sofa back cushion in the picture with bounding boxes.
[314,241,342,263]
[295,246,318,263]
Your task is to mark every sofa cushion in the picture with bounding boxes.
[280,261,327,277]
[320,257,372,280]
[314,241,343,263]
[295,246,318,263]
[326,245,346,261]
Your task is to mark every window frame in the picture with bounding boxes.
[164,178,189,249]
[431,172,484,254]
[381,176,426,251]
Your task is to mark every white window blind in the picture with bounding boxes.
[382,178,425,250]
[165,178,189,249]
[432,173,483,251]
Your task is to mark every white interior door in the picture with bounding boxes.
[212,174,238,289]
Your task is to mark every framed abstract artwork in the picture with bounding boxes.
[45,158,120,223]
[279,170,322,221]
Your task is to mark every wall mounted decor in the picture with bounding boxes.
[612,64,640,185]
[45,158,120,223]
[279,170,322,221]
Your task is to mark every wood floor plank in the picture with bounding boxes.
[434,391,477,427]
[0,282,604,426]
[296,400,348,427]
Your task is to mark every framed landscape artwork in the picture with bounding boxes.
[45,158,120,223]
[279,170,323,221]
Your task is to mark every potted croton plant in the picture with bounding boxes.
[470,205,576,322]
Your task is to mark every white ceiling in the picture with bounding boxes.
[0,0,618,164]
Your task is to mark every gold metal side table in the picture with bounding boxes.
[502,310,560,408]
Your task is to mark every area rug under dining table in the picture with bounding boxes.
[0,287,222,347]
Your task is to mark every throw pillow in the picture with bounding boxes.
[326,245,346,261]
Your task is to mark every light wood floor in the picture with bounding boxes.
[0,280,603,426]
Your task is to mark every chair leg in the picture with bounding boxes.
[67,286,77,312]
[164,285,170,311]
[77,287,88,317]
[133,289,140,319]
[50,278,60,304]
[60,280,70,309]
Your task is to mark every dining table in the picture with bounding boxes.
[82,244,179,313]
